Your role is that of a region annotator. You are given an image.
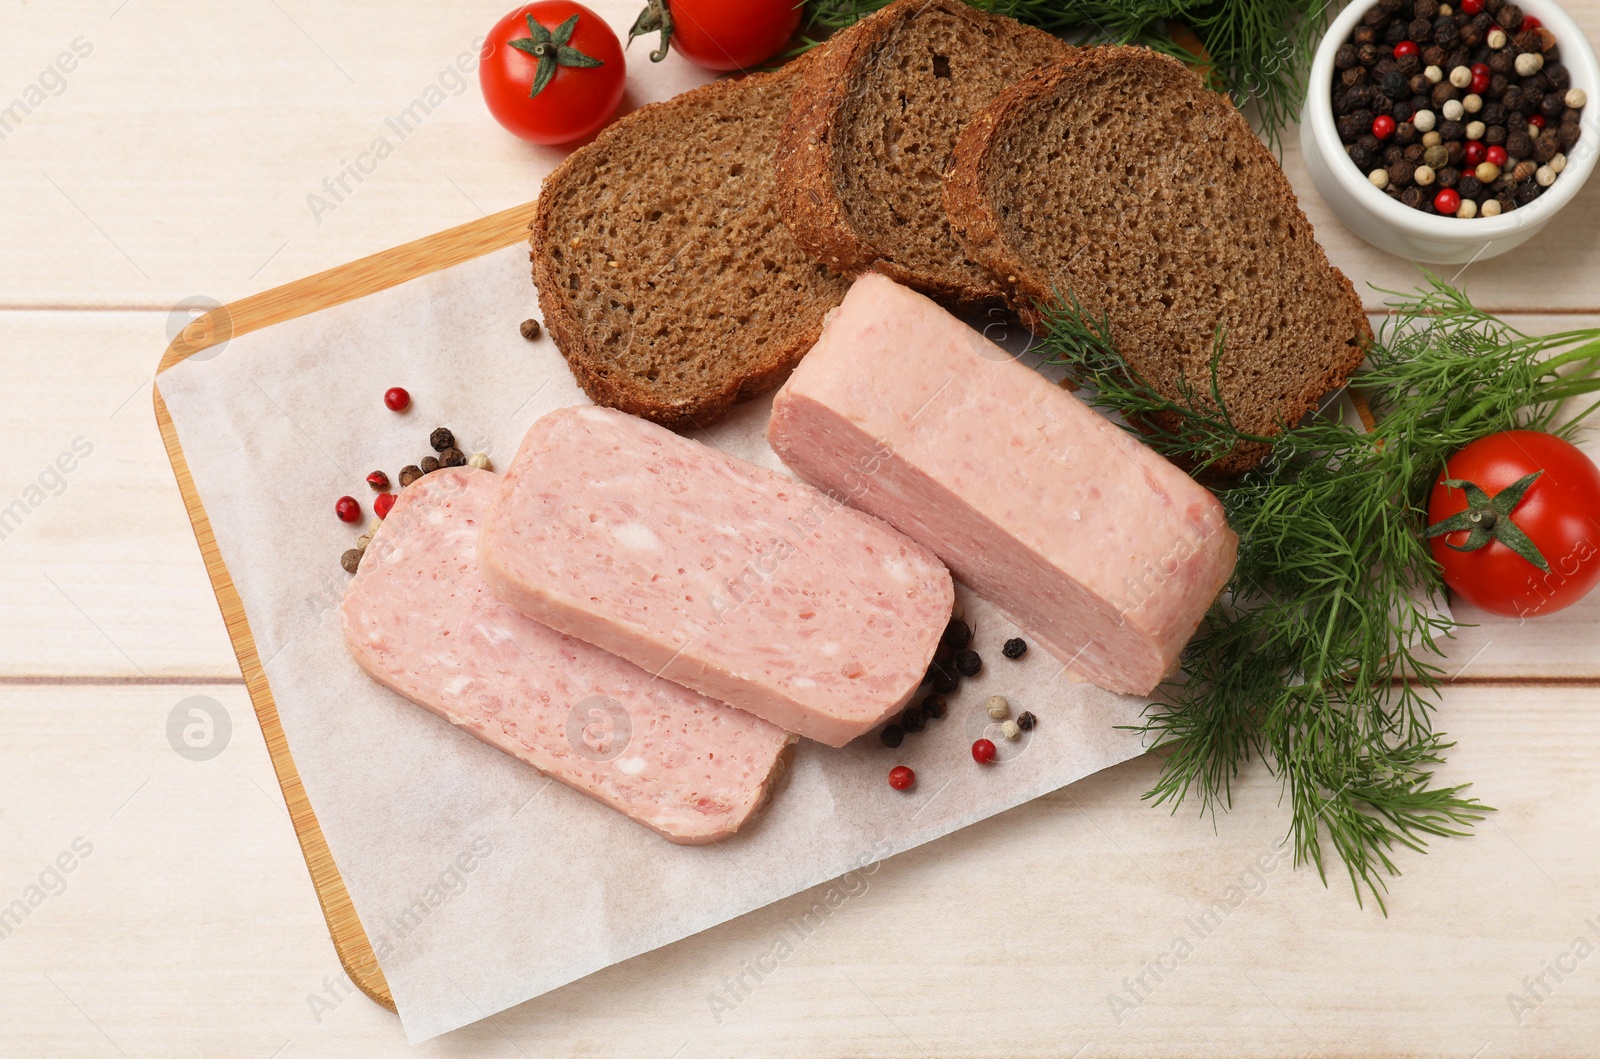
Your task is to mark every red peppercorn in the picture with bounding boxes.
[1471,71,1491,95]
[374,492,397,519]
[1465,140,1487,165]
[1520,15,1542,30]
[971,738,997,764]
[1393,40,1419,60]
[1530,114,1547,129]
[384,387,411,412]
[1461,0,1482,12]
[1434,188,1462,215]
[888,765,915,791]
[1487,145,1508,166]
[335,496,361,523]
[1372,115,1397,140]
[366,470,390,491]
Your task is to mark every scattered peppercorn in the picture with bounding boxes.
[900,704,925,733]
[1017,711,1037,731]
[374,492,396,519]
[366,470,390,491]
[420,456,442,475]
[971,738,997,765]
[398,464,424,487]
[941,618,972,651]
[880,724,905,749]
[1001,719,1021,741]
[429,427,455,453]
[1001,637,1027,659]
[888,765,915,791]
[468,452,492,471]
[335,496,361,523]
[439,447,467,468]
[954,650,982,677]
[929,663,959,695]
[384,387,411,412]
[340,548,363,574]
[922,694,947,720]
[985,695,1010,720]
[520,318,542,341]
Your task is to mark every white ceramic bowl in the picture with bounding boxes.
[1302,0,1600,262]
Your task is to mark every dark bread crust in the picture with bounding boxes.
[775,0,1069,309]
[530,58,849,431]
[944,46,1371,474]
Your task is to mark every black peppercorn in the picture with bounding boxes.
[1422,44,1446,66]
[1363,3,1390,24]
[1546,63,1572,90]
[1374,56,1400,78]
[900,705,925,733]
[1501,85,1524,111]
[1432,82,1460,106]
[1395,121,1418,145]
[1336,43,1359,70]
[1521,89,1545,115]
[1513,28,1542,53]
[1459,21,1483,48]
[1408,16,1433,40]
[439,447,467,468]
[1499,4,1523,29]
[1342,66,1369,87]
[341,548,363,574]
[1017,711,1037,732]
[398,464,424,487]
[1532,134,1559,162]
[1558,123,1581,149]
[1358,42,1381,66]
[954,650,982,677]
[1358,132,1382,152]
[1002,637,1028,660]
[1401,185,1425,207]
[922,694,947,720]
[1497,192,1518,212]
[1540,93,1566,119]
[1384,144,1406,165]
[1488,73,1509,98]
[879,724,904,749]
[941,618,972,651]
[519,318,542,341]
[1437,165,1461,188]
[929,663,958,695]
[1505,130,1533,158]
[1489,49,1514,76]
[1445,140,1465,167]
[1390,159,1417,186]
[1414,0,1437,17]
[1349,143,1375,169]
[1438,118,1464,140]
[1485,123,1507,145]
[1407,72,1431,95]
[1404,141,1426,162]
[420,455,441,474]
[1515,179,1540,204]
[1434,19,1458,46]
[1482,102,1508,126]
[1382,70,1407,98]
[1354,24,1378,45]
[429,427,455,452]
[1457,174,1482,197]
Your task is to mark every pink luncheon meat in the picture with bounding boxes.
[342,468,794,844]
[767,273,1238,696]
[478,405,953,747]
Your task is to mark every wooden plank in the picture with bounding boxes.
[1,681,1594,1055]
[4,1,1600,311]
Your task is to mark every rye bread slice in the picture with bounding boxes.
[775,0,1069,308]
[944,46,1371,473]
[530,59,850,430]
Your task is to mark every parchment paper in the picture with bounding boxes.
[156,247,1152,1041]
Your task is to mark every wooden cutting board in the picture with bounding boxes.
[152,201,540,1011]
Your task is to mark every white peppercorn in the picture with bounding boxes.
[1465,120,1486,140]
[1475,161,1501,182]
[985,695,1010,720]
[1481,198,1503,217]
[1515,52,1544,77]
[1424,65,1444,84]
[1414,164,1437,186]
[1487,28,1507,48]
[1413,109,1437,132]
[1456,197,1478,218]
[1529,123,1543,139]
[1567,88,1588,109]
[1449,65,1473,89]
[468,451,492,471]
[1443,99,1465,121]
[1463,93,1483,114]
[1438,3,1451,12]
[1000,719,1021,741]
[1551,152,1568,173]
[1536,164,1556,186]
[1369,168,1391,189]
[1422,130,1443,147]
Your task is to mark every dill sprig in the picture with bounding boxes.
[1033,277,1600,911]
[802,0,1330,148]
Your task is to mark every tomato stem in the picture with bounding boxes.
[1424,471,1551,572]
[508,12,605,99]
[628,0,674,62]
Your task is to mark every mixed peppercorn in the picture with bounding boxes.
[1333,0,1585,217]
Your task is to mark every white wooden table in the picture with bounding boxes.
[2,2,1597,1055]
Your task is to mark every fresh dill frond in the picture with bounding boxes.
[801,0,1332,148]
[1033,276,1600,911]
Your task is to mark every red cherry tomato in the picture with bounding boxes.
[636,0,800,72]
[1426,430,1600,617]
[481,2,626,145]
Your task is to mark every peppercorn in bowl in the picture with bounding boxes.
[1302,0,1598,262]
